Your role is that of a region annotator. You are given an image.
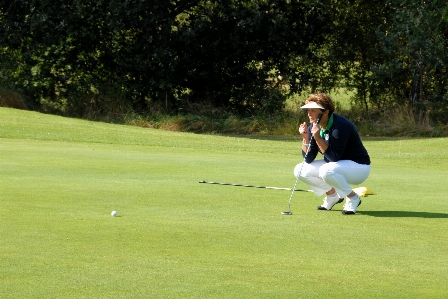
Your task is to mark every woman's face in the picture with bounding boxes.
[307,108,323,124]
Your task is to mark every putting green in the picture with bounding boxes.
[1,107,447,298]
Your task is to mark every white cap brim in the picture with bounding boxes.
[300,102,325,110]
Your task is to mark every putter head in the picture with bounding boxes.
[281,211,293,215]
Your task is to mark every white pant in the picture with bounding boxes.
[294,159,371,198]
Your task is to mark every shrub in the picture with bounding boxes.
[0,88,27,110]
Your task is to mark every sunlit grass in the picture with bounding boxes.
[1,107,447,298]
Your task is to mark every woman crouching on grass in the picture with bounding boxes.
[295,93,371,215]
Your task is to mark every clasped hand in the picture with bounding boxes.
[299,122,320,139]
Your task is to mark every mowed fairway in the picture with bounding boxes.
[1,107,447,299]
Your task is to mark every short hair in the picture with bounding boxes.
[305,93,335,115]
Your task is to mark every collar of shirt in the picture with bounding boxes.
[319,113,334,139]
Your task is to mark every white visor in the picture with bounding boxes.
[300,101,325,110]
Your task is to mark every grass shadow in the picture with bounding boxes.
[358,211,448,218]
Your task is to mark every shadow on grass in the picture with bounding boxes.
[358,211,448,218]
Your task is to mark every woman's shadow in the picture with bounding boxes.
[358,211,448,218]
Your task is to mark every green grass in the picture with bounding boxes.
[1,107,447,298]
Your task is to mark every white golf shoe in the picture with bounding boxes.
[342,194,362,215]
[317,193,344,210]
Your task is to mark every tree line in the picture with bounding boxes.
[1,0,447,120]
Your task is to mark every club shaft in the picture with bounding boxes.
[199,180,311,192]
[284,114,323,213]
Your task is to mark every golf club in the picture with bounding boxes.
[199,180,312,192]
[282,113,323,215]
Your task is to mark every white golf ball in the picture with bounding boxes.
[111,211,117,217]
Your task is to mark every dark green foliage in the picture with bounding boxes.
[0,0,327,115]
[1,0,447,121]
[371,0,448,120]
[0,0,202,115]
[174,0,327,114]
[314,0,393,112]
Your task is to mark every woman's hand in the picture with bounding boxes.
[299,122,308,138]
[311,123,320,139]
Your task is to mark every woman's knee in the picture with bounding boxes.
[293,163,303,177]
[318,164,335,180]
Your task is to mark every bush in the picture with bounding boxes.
[0,88,27,109]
